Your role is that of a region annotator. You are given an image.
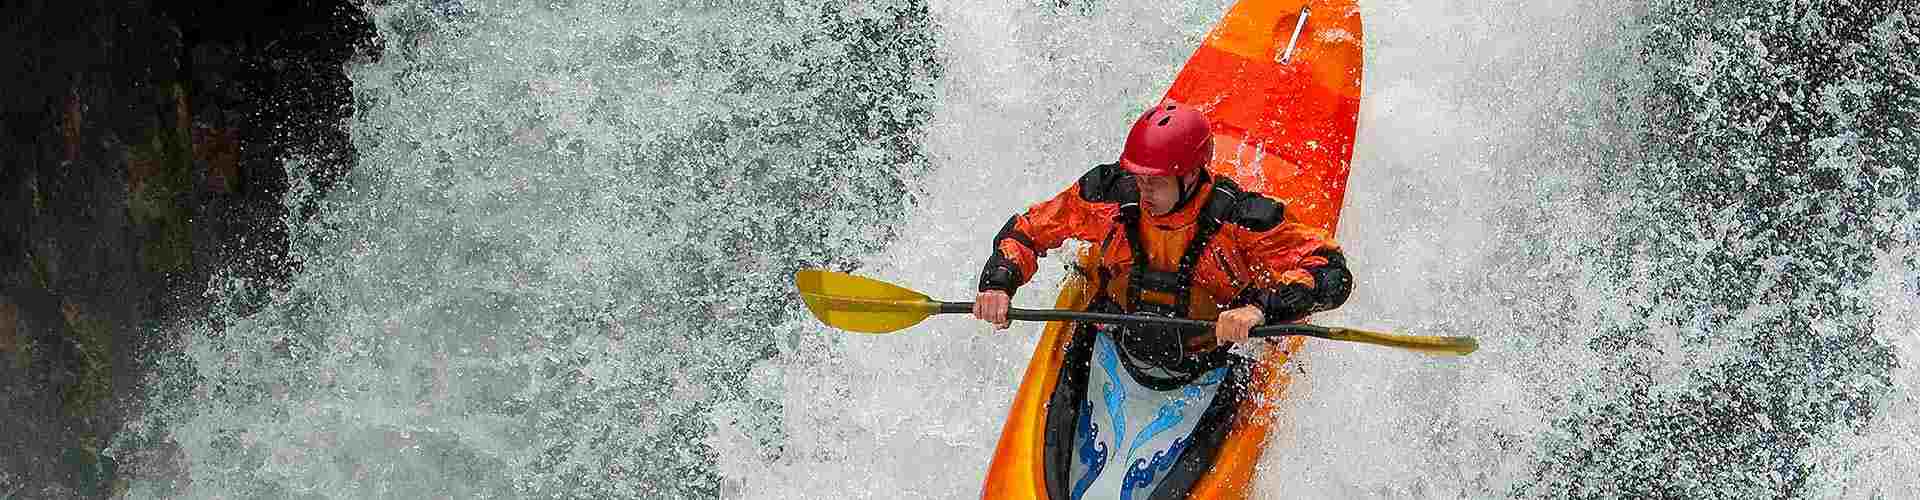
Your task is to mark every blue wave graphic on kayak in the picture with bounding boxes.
[1135,366,1225,455]
[1121,436,1193,500]
[1128,396,1189,459]
[1071,397,1108,500]
[1097,333,1128,457]
[1122,365,1225,483]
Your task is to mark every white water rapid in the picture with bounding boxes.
[122,0,1918,499]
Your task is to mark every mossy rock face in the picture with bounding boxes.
[11,249,55,372]
[195,125,241,194]
[125,83,197,274]
[138,216,193,275]
[26,241,56,289]
[26,169,44,214]
[59,301,113,420]
[1,298,22,370]
[10,336,32,376]
[62,441,120,499]
[4,300,33,372]
[1,299,16,352]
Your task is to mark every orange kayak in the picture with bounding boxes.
[980,1,1363,498]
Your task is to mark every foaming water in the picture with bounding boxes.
[1803,237,1920,498]
[1256,0,1634,496]
[126,0,937,497]
[1251,0,1643,492]
[1266,0,1917,497]
[123,0,1917,498]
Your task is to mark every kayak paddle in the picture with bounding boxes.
[795,269,1478,356]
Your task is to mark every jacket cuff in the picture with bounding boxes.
[1231,284,1314,324]
[978,263,1022,297]
[1305,249,1353,312]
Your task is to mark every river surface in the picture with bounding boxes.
[121,1,1917,498]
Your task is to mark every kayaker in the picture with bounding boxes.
[970,101,1352,497]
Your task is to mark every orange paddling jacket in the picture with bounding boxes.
[978,164,1351,323]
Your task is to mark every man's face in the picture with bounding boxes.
[1136,172,1190,217]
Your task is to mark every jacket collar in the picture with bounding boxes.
[1140,173,1214,229]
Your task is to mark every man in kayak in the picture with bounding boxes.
[971,102,1352,498]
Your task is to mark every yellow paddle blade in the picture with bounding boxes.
[794,269,944,334]
[1323,327,1480,356]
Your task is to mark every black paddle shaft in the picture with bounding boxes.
[936,301,1332,339]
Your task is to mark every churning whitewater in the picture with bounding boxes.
[121,0,1917,499]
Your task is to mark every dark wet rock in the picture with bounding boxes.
[0,0,374,496]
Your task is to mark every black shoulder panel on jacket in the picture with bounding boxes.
[1204,178,1285,232]
[1076,163,1139,205]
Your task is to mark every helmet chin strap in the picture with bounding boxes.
[1162,169,1208,215]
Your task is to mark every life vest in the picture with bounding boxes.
[1076,168,1284,390]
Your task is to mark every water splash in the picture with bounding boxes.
[1267,0,1917,498]
[120,0,1919,498]
[1256,0,1636,495]
[126,0,937,497]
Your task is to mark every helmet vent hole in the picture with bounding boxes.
[1164,105,1176,110]
[1158,116,1172,126]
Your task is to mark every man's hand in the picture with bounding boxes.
[973,290,1012,330]
[1214,305,1265,347]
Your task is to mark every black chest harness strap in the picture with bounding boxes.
[1094,188,1234,391]
[1123,210,1221,320]
[1117,204,1232,391]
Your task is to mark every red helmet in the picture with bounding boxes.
[1119,102,1214,177]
